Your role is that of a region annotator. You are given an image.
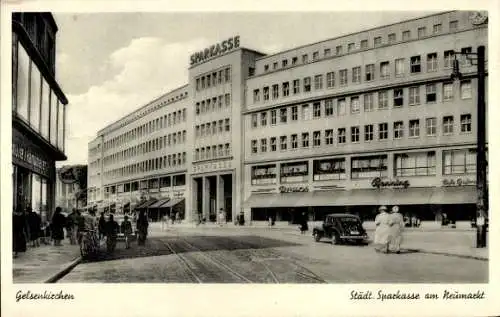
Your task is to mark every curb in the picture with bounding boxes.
[408,249,489,261]
[44,256,82,283]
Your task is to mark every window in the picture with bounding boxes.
[460,114,472,133]
[325,129,334,145]
[280,108,288,123]
[402,30,411,40]
[461,80,472,99]
[280,161,308,183]
[273,62,278,70]
[292,57,298,65]
[30,63,41,131]
[304,77,311,92]
[374,36,382,47]
[379,123,388,140]
[313,51,319,61]
[282,82,290,97]
[410,56,421,73]
[206,74,211,88]
[251,114,258,128]
[291,134,298,149]
[282,59,288,68]
[393,88,404,107]
[443,82,453,101]
[272,84,279,99]
[338,128,346,144]
[351,126,360,143]
[351,155,388,179]
[218,120,223,133]
[324,48,331,57]
[225,143,231,156]
[395,58,405,77]
[261,138,267,152]
[461,47,472,66]
[253,89,260,103]
[270,137,277,151]
[313,158,346,180]
[418,27,426,38]
[433,23,442,34]
[251,165,277,185]
[360,40,368,49]
[426,84,437,103]
[365,64,375,81]
[394,121,404,139]
[301,104,311,120]
[395,151,436,176]
[291,106,298,121]
[352,66,361,83]
[388,33,396,43]
[348,43,355,52]
[313,131,321,146]
[443,116,454,135]
[426,117,437,136]
[378,90,388,109]
[280,135,287,150]
[302,132,309,147]
[444,50,454,68]
[225,118,230,131]
[314,75,323,90]
[271,109,277,125]
[339,69,348,86]
[302,54,309,63]
[364,125,374,141]
[264,64,269,72]
[380,61,389,79]
[313,102,321,118]
[261,112,267,126]
[251,140,258,154]
[409,86,420,105]
[427,53,438,72]
[333,46,342,56]
[263,86,269,101]
[449,20,458,31]
[443,148,476,175]
[337,98,346,116]
[326,72,335,88]
[409,119,420,137]
[351,96,360,113]
[325,99,334,116]
[364,93,374,112]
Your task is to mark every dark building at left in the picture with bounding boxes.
[12,13,68,223]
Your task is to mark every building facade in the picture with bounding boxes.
[88,11,488,224]
[12,13,68,223]
[55,165,88,211]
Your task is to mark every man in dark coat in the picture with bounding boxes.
[27,208,41,247]
[13,207,27,257]
[51,207,66,246]
[98,212,106,240]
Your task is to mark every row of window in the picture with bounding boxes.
[250,81,472,128]
[104,108,187,151]
[194,143,232,161]
[195,67,232,91]
[250,114,472,154]
[104,130,187,167]
[251,147,476,185]
[262,19,461,73]
[195,93,231,115]
[104,152,188,179]
[195,119,231,138]
[254,48,473,104]
[104,174,187,194]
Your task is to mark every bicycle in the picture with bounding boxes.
[80,229,99,260]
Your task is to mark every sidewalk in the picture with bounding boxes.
[13,242,81,283]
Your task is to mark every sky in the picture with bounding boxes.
[54,11,437,166]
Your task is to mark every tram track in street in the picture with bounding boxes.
[155,238,202,283]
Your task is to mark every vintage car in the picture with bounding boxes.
[312,213,368,245]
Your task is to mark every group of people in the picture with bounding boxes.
[373,205,405,254]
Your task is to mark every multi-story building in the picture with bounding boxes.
[12,13,68,223]
[89,11,488,224]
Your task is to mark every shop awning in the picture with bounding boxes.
[161,198,185,208]
[148,198,171,208]
[244,192,315,208]
[429,186,476,204]
[135,198,157,209]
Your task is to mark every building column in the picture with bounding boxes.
[202,176,210,220]
[216,175,225,218]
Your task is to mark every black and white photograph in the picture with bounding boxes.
[1,2,498,317]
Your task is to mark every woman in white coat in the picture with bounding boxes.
[389,206,405,253]
[374,206,392,253]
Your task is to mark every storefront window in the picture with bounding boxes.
[443,148,476,175]
[173,174,186,186]
[160,176,171,188]
[139,180,148,190]
[29,63,41,131]
[50,91,58,146]
[57,101,64,151]
[351,155,388,179]
[131,181,139,191]
[41,78,50,140]
[31,174,48,221]
[394,151,436,176]
[17,43,30,121]
[41,178,48,222]
[280,161,308,183]
[149,178,159,191]
[313,158,346,181]
[251,164,277,185]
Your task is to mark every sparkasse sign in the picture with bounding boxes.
[190,36,240,66]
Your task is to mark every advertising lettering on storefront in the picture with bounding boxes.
[193,159,232,174]
[442,177,476,187]
[279,185,309,193]
[371,177,410,189]
[12,142,51,177]
[190,36,240,66]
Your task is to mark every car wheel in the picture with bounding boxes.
[314,232,321,242]
[332,233,342,245]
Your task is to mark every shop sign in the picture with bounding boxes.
[279,185,309,193]
[442,177,475,187]
[193,160,232,174]
[190,36,240,66]
[371,177,410,189]
[12,142,50,176]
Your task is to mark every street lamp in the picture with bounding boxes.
[450,46,487,248]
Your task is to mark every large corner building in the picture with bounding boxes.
[87,11,488,224]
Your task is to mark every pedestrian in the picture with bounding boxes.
[299,212,309,234]
[121,215,133,249]
[268,215,273,228]
[176,211,181,224]
[13,207,27,258]
[389,206,405,254]
[137,210,149,246]
[80,210,99,259]
[373,206,392,253]
[98,212,106,240]
[105,214,119,253]
[75,210,86,245]
[66,208,77,245]
[27,208,41,247]
[51,207,66,246]
[238,211,245,226]
[218,208,225,227]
